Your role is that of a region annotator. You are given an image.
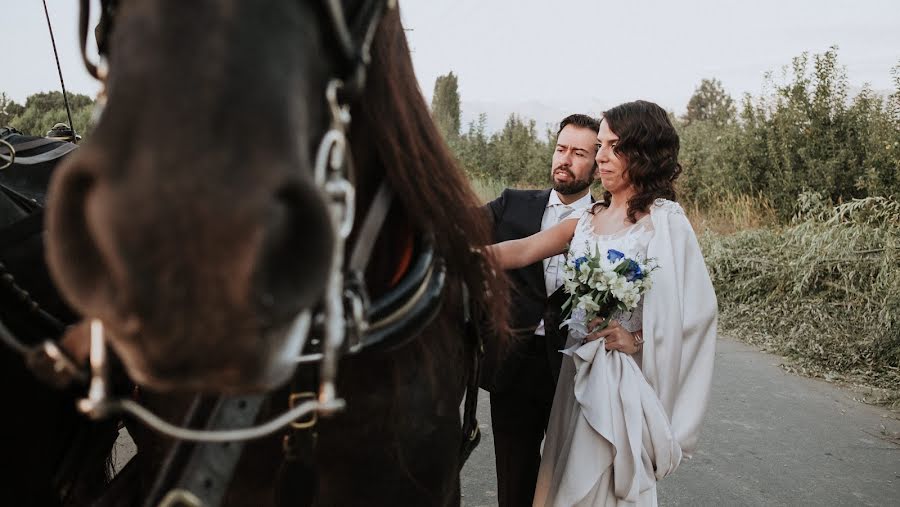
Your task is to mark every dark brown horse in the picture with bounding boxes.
[44,1,507,505]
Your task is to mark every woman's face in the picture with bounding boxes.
[595,119,631,194]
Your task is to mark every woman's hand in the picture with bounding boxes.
[584,319,643,354]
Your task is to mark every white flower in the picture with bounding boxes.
[578,294,600,314]
[560,249,658,331]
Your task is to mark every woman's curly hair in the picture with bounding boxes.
[598,100,682,222]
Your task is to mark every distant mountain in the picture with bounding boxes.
[460,99,610,135]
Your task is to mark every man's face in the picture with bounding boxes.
[551,124,598,195]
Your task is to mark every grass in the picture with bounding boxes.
[469,177,513,204]
[699,196,900,406]
[684,192,778,235]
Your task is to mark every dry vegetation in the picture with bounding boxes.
[698,195,900,406]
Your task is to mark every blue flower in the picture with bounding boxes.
[574,256,589,271]
[623,260,643,281]
[607,249,625,262]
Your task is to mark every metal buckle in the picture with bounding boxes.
[157,489,204,507]
[344,288,368,353]
[0,139,15,169]
[288,392,318,429]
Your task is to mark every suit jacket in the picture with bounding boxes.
[480,188,582,392]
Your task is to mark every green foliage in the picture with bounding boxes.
[454,113,491,179]
[683,78,736,127]
[429,73,558,188]
[680,48,900,221]
[5,91,95,138]
[440,109,554,188]
[482,114,553,185]
[431,72,461,141]
[701,196,900,404]
[0,92,25,126]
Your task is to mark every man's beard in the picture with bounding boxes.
[552,168,593,195]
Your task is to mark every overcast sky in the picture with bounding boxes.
[3,1,899,123]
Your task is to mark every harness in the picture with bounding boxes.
[0,2,488,505]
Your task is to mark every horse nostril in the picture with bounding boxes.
[255,181,334,326]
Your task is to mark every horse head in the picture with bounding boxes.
[46,0,350,392]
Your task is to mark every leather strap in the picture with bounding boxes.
[0,136,63,155]
[458,283,484,467]
[357,244,445,354]
[348,181,393,275]
[143,395,267,507]
[163,396,267,507]
[0,182,41,213]
[0,143,77,166]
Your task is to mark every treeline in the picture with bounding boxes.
[433,47,900,221]
[432,72,557,187]
[0,91,95,138]
[679,48,900,221]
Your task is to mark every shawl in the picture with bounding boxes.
[557,199,717,503]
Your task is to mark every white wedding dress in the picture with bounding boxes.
[533,204,681,507]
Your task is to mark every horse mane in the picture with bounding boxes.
[352,9,509,338]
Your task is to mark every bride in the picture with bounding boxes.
[489,100,718,506]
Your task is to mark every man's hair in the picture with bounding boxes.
[557,114,601,136]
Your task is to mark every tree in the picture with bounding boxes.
[486,114,550,185]
[7,91,95,138]
[455,113,490,179]
[431,72,461,141]
[679,47,900,219]
[684,78,736,127]
[889,62,900,126]
[0,92,25,127]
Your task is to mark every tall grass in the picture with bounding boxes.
[701,196,900,405]
[469,177,510,204]
[468,176,548,204]
[685,192,778,234]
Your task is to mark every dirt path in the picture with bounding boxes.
[461,336,900,506]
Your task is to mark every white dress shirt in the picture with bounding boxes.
[534,190,592,336]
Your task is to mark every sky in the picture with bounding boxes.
[3,0,899,131]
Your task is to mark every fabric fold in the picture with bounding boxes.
[564,339,681,504]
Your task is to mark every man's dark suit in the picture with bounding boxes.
[482,188,574,507]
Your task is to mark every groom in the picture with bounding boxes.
[483,113,601,506]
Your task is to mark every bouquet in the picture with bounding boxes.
[560,246,657,340]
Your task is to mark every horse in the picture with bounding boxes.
[42,1,509,505]
[0,128,121,505]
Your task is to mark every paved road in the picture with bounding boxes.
[461,336,900,506]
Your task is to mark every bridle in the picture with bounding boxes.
[0,0,465,443]
[0,2,490,504]
[77,0,456,442]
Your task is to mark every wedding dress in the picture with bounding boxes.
[533,200,717,507]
